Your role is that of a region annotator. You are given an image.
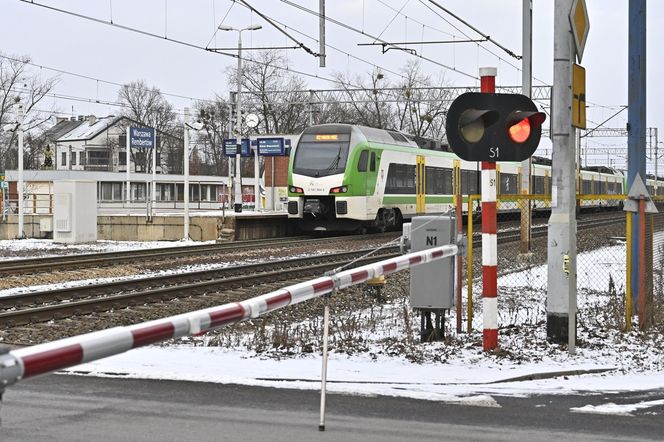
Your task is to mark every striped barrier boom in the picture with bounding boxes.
[0,244,458,390]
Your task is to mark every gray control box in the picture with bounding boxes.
[409,215,455,309]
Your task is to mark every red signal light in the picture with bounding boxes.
[508,118,531,143]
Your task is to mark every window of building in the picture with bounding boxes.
[99,182,123,201]
[87,150,110,166]
[71,152,77,166]
[61,152,67,166]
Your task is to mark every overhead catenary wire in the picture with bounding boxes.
[425,0,521,60]
[235,0,320,57]
[373,0,411,43]
[0,54,216,105]
[278,0,477,80]
[230,0,418,85]
[15,0,363,89]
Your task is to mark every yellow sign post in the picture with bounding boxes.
[569,0,589,62]
[572,63,586,129]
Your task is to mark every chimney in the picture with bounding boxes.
[87,115,97,126]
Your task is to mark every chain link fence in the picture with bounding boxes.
[464,194,635,333]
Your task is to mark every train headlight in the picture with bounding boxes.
[289,186,304,194]
[330,186,348,194]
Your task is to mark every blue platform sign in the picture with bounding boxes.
[129,127,155,149]
[257,138,285,156]
[223,138,251,157]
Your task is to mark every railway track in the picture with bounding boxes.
[0,233,398,277]
[496,214,625,243]
[0,247,400,328]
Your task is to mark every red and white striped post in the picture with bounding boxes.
[480,67,498,350]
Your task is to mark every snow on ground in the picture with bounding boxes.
[2,237,664,413]
[0,238,215,258]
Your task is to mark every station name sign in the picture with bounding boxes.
[128,127,156,149]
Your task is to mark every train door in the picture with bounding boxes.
[416,155,426,214]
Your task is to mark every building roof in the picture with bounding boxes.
[57,115,124,142]
[43,120,85,142]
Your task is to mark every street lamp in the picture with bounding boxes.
[183,106,204,240]
[218,23,262,213]
[3,105,24,238]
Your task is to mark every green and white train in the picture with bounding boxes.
[287,124,660,233]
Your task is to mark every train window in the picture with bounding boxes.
[608,182,615,193]
[293,133,351,177]
[370,152,376,172]
[617,182,623,194]
[385,163,416,194]
[357,150,369,172]
[461,170,479,195]
[426,167,445,194]
[442,168,453,194]
[533,176,544,194]
[499,173,517,195]
[582,180,592,194]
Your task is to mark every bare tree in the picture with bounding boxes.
[332,69,394,129]
[227,50,309,134]
[118,80,178,173]
[0,53,58,170]
[194,97,232,176]
[394,61,451,140]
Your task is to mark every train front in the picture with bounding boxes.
[287,124,362,232]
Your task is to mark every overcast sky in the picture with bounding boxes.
[1,0,662,172]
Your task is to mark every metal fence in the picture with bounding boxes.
[463,194,663,333]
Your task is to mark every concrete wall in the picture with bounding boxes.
[0,214,292,242]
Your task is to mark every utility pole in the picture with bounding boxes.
[183,107,191,240]
[627,0,647,314]
[319,0,326,68]
[235,31,244,213]
[218,24,262,213]
[519,0,533,254]
[547,0,577,345]
[17,105,25,239]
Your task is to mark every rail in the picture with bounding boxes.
[0,243,458,392]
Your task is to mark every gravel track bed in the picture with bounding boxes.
[0,237,397,292]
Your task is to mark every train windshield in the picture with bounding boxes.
[292,133,351,177]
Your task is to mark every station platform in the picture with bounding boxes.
[0,209,294,242]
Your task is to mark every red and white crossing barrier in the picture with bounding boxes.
[480,67,499,351]
[0,244,458,389]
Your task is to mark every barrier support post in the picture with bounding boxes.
[626,211,632,331]
[319,297,331,431]
[456,192,463,333]
[467,196,475,334]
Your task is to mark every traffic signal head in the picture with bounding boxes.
[446,92,546,162]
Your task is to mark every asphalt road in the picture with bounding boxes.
[0,374,662,441]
